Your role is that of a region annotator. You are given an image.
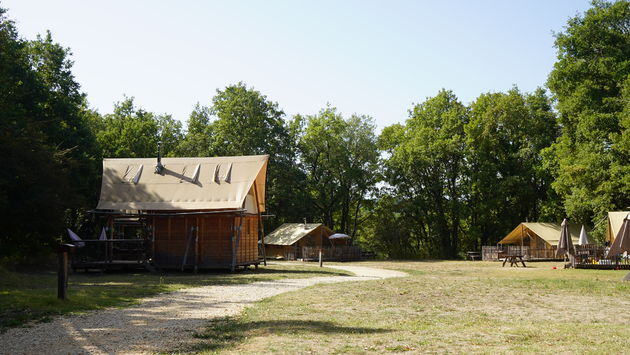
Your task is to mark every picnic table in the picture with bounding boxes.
[502,254,526,267]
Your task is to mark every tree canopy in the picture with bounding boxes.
[2,1,630,260]
[546,0,630,235]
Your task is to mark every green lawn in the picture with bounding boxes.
[0,263,350,332]
[189,260,630,354]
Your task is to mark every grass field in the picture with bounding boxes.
[190,260,630,354]
[0,264,350,332]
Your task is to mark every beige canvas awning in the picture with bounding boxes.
[606,211,630,242]
[607,213,630,257]
[499,222,581,248]
[265,223,333,246]
[96,155,268,212]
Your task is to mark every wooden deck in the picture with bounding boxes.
[71,239,150,271]
[575,263,630,270]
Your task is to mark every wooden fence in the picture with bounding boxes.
[482,244,630,268]
[482,245,564,261]
[302,246,362,261]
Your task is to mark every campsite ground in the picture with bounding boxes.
[2,261,630,354]
[189,260,630,354]
[0,264,351,332]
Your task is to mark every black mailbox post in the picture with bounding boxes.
[57,243,76,299]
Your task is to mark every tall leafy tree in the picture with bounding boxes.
[0,11,99,258]
[91,97,183,158]
[297,107,379,235]
[381,90,468,258]
[546,0,630,234]
[176,104,213,157]
[465,88,558,249]
[178,83,311,227]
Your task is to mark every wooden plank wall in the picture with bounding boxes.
[236,215,258,264]
[198,214,232,268]
[153,213,259,269]
[154,216,187,268]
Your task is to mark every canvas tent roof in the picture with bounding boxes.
[499,222,581,247]
[606,211,630,242]
[264,223,333,246]
[96,155,268,212]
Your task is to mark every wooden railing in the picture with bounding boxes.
[301,246,362,261]
[70,239,148,270]
[482,245,562,261]
[482,245,628,266]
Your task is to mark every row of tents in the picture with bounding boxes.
[498,211,629,249]
[266,212,630,262]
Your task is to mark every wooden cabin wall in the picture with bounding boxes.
[235,214,258,264]
[152,213,260,269]
[153,216,188,268]
[198,214,234,268]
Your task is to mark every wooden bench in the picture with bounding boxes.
[466,251,481,261]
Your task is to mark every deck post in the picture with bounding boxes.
[231,212,245,272]
[57,244,75,300]
[194,217,199,274]
[319,227,323,267]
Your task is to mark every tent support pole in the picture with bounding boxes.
[194,217,199,274]
[253,183,266,266]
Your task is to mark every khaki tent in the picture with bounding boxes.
[265,223,333,260]
[95,155,269,270]
[97,155,268,213]
[499,222,581,249]
[606,211,630,243]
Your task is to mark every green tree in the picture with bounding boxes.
[178,83,311,227]
[176,104,213,157]
[381,90,468,258]
[465,88,558,249]
[545,0,630,235]
[297,107,379,235]
[0,11,99,258]
[91,97,182,158]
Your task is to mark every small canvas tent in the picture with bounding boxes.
[499,222,581,249]
[94,155,268,270]
[606,211,630,243]
[264,223,333,260]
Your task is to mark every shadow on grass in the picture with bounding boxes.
[191,317,391,352]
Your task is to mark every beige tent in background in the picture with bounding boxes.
[607,213,630,257]
[498,222,581,249]
[606,211,630,243]
[264,223,333,260]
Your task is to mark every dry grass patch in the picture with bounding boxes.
[189,260,630,354]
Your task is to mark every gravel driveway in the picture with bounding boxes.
[0,264,405,355]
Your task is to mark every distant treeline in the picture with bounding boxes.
[1,1,629,260]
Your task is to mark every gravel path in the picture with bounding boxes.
[0,264,406,355]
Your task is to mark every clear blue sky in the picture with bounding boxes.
[5,0,592,130]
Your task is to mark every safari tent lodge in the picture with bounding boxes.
[265,223,361,261]
[482,222,582,261]
[83,154,269,271]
